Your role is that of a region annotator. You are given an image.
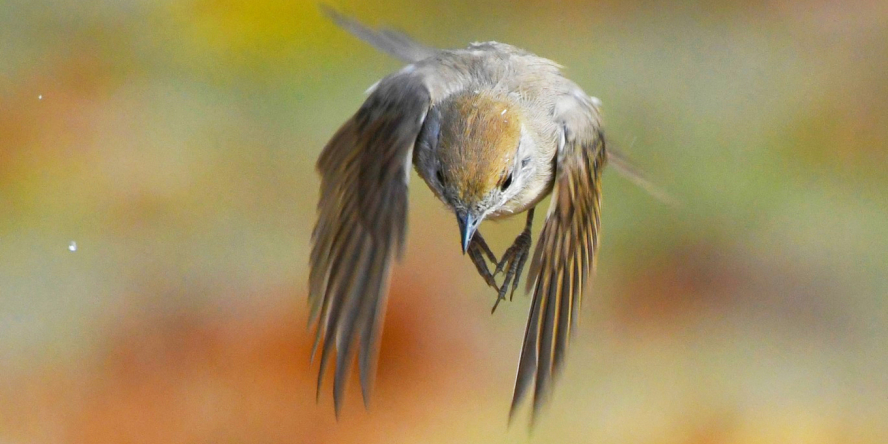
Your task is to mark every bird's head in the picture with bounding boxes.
[415,91,538,253]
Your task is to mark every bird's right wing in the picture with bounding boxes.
[308,70,432,417]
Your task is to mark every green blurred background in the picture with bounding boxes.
[2,0,887,442]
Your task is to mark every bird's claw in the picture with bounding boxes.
[490,228,532,313]
[467,233,501,291]
[465,209,535,313]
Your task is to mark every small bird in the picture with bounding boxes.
[309,7,610,423]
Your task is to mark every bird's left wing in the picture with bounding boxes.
[510,92,606,423]
[308,70,434,416]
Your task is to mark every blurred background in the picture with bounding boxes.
[2,0,887,442]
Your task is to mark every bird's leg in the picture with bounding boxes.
[491,208,535,313]
[466,232,501,291]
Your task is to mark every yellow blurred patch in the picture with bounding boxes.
[167,0,332,60]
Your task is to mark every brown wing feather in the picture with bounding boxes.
[309,74,431,417]
[510,103,606,424]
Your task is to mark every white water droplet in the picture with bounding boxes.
[38,94,43,100]
[68,241,77,252]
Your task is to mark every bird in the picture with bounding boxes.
[309,7,612,423]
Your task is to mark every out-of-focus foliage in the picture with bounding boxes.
[2,0,886,442]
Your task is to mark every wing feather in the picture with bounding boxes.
[510,96,606,423]
[309,73,431,416]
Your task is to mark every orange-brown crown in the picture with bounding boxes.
[436,91,522,204]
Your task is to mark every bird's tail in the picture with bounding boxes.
[321,5,438,63]
[606,144,680,208]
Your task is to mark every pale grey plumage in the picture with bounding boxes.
[310,7,607,424]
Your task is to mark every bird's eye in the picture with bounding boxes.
[436,169,446,185]
[501,172,513,190]
[521,157,531,169]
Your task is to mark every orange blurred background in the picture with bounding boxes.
[2,0,887,442]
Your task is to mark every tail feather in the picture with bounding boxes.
[321,5,438,63]
[606,146,680,208]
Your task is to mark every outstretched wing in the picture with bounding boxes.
[510,93,606,423]
[308,72,431,417]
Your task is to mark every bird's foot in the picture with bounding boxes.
[467,232,501,292]
[490,209,535,313]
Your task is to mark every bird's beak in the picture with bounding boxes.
[457,211,481,254]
